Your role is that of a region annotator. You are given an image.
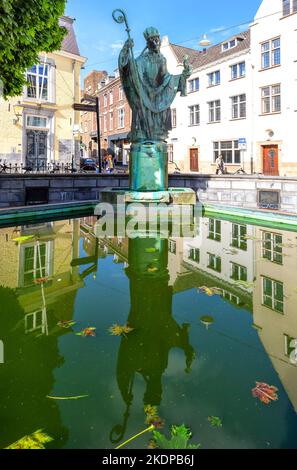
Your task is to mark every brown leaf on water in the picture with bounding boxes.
[252,382,278,405]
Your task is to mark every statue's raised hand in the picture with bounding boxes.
[182,55,192,79]
[124,38,134,50]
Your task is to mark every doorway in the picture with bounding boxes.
[190,148,199,172]
[26,130,48,171]
[262,145,279,176]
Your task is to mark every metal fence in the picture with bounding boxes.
[0,160,79,174]
[0,160,130,175]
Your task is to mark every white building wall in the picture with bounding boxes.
[162,0,297,175]
[250,0,297,175]
[162,43,252,174]
[183,218,255,290]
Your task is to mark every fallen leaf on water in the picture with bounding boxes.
[252,382,278,404]
[198,286,222,296]
[57,320,76,329]
[147,266,159,273]
[208,416,223,428]
[76,327,96,337]
[144,404,164,429]
[145,247,159,253]
[109,323,134,337]
[34,277,49,284]
[5,429,53,449]
[47,395,88,400]
[12,235,35,243]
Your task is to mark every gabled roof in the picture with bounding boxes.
[170,30,250,70]
[59,16,80,56]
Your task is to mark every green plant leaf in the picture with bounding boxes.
[152,424,200,449]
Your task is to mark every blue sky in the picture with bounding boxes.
[66,0,262,77]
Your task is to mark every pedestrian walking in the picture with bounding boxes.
[215,154,225,175]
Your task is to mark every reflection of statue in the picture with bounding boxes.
[113,9,192,192]
[110,237,195,444]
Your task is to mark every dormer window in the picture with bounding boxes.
[222,38,237,51]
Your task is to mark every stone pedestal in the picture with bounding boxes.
[129,141,168,192]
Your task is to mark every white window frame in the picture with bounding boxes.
[25,309,47,335]
[230,262,247,282]
[171,108,177,128]
[207,252,221,272]
[213,140,241,164]
[208,218,221,241]
[231,94,246,119]
[119,86,124,101]
[208,70,220,87]
[19,241,53,287]
[261,37,281,69]
[118,107,125,129]
[104,94,108,108]
[261,231,283,264]
[25,62,54,102]
[26,115,49,130]
[168,143,174,163]
[109,90,113,105]
[188,247,200,263]
[103,113,107,132]
[188,77,199,93]
[169,239,176,254]
[208,100,221,122]
[222,39,237,51]
[261,84,281,114]
[230,62,245,80]
[109,111,113,131]
[189,104,200,126]
[262,276,284,313]
[283,0,297,16]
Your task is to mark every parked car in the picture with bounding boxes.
[80,158,98,172]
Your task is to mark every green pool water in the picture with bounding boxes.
[0,213,297,449]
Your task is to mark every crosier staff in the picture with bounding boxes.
[112,9,149,135]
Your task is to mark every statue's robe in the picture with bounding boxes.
[119,46,186,142]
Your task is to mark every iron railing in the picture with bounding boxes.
[0,160,79,174]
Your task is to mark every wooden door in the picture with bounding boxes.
[190,148,199,172]
[262,145,279,176]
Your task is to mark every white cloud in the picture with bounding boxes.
[209,26,226,34]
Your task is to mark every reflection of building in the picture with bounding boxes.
[175,218,255,309]
[0,219,85,448]
[0,219,83,335]
[253,226,297,411]
[0,17,86,169]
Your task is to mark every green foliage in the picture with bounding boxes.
[0,0,67,98]
[208,416,223,428]
[152,424,200,449]
[5,429,53,449]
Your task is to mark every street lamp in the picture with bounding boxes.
[199,34,212,48]
[13,103,23,124]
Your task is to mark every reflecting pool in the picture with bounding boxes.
[0,214,297,449]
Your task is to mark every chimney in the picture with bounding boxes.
[161,35,169,47]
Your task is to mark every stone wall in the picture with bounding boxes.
[0,173,297,213]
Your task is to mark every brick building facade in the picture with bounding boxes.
[80,70,132,167]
